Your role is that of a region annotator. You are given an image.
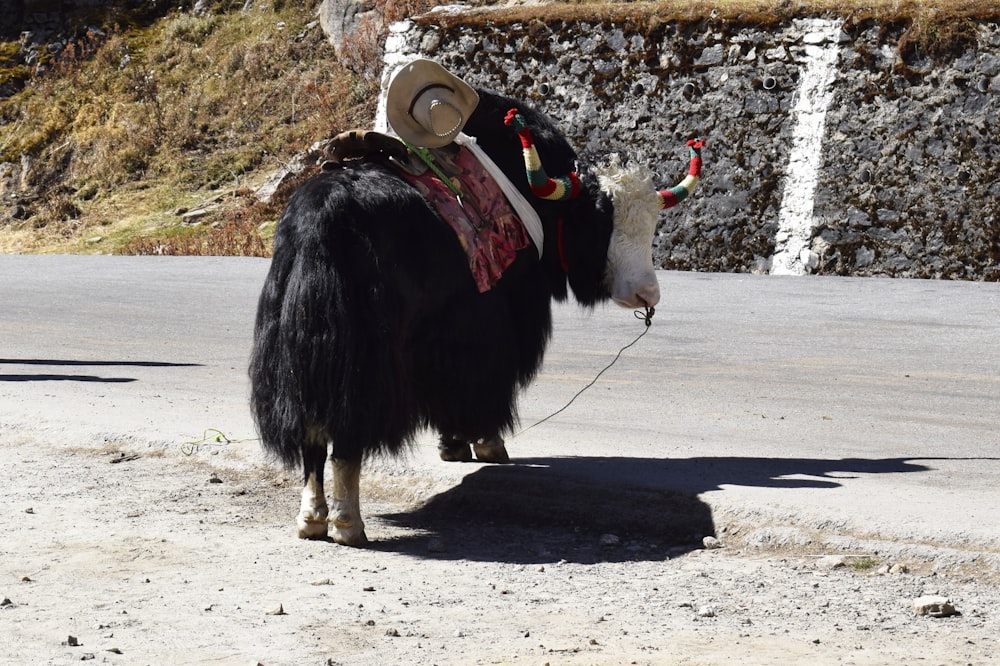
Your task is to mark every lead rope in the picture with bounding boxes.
[513,305,655,437]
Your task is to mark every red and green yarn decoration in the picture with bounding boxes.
[504,108,582,201]
[658,139,705,209]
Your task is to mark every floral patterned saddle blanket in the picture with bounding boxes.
[396,145,530,293]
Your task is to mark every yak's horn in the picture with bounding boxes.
[504,108,581,201]
[658,139,706,209]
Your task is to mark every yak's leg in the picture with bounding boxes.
[473,435,510,464]
[297,436,329,539]
[331,457,368,546]
[438,434,473,462]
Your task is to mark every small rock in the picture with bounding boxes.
[816,555,846,570]
[802,31,830,45]
[80,653,95,661]
[912,596,958,618]
[265,604,286,616]
[311,578,331,586]
[453,629,464,638]
[64,635,81,647]
[697,605,717,618]
[702,536,722,550]
[385,628,400,637]
[208,473,223,484]
[889,563,908,574]
[599,534,620,546]
[25,507,34,514]
[181,208,211,224]
[1,597,13,607]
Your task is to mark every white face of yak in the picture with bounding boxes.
[596,156,662,309]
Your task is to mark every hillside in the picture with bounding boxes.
[0,0,996,257]
[0,0,376,254]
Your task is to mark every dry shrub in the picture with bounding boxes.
[896,15,981,67]
[338,0,448,89]
[26,189,82,234]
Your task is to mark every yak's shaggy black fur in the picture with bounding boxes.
[249,90,616,480]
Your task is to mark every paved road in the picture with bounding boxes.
[2,255,998,566]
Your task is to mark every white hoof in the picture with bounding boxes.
[332,514,369,547]
[296,511,329,540]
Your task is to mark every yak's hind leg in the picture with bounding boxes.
[331,457,368,546]
[296,430,367,545]
[297,433,329,539]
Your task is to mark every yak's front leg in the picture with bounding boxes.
[473,435,510,464]
[438,434,473,462]
[297,436,329,539]
[438,433,510,464]
[331,457,368,546]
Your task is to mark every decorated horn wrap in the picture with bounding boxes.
[504,108,582,201]
[658,139,706,209]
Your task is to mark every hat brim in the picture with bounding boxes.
[386,59,480,148]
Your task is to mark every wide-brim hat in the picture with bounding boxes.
[386,58,480,149]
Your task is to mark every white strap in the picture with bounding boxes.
[454,133,544,258]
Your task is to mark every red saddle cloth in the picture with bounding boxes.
[398,145,530,293]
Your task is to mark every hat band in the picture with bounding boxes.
[407,83,454,116]
[427,100,463,137]
[410,85,465,141]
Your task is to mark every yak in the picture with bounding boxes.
[249,76,703,546]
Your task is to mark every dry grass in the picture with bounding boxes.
[459,0,999,23]
[0,1,363,254]
[0,0,997,255]
[447,0,997,61]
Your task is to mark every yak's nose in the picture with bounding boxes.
[613,281,660,309]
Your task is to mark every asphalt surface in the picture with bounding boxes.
[2,255,998,565]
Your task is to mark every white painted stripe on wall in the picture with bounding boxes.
[770,19,843,276]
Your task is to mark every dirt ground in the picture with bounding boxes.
[2,429,998,666]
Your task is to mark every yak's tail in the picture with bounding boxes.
[249,174,411,469]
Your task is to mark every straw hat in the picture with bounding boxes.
[386,59,480,148]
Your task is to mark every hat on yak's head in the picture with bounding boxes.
[386,58,480,149]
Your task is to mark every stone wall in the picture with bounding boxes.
[377,10,999,279]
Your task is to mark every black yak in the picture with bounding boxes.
[250,60,702,545]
